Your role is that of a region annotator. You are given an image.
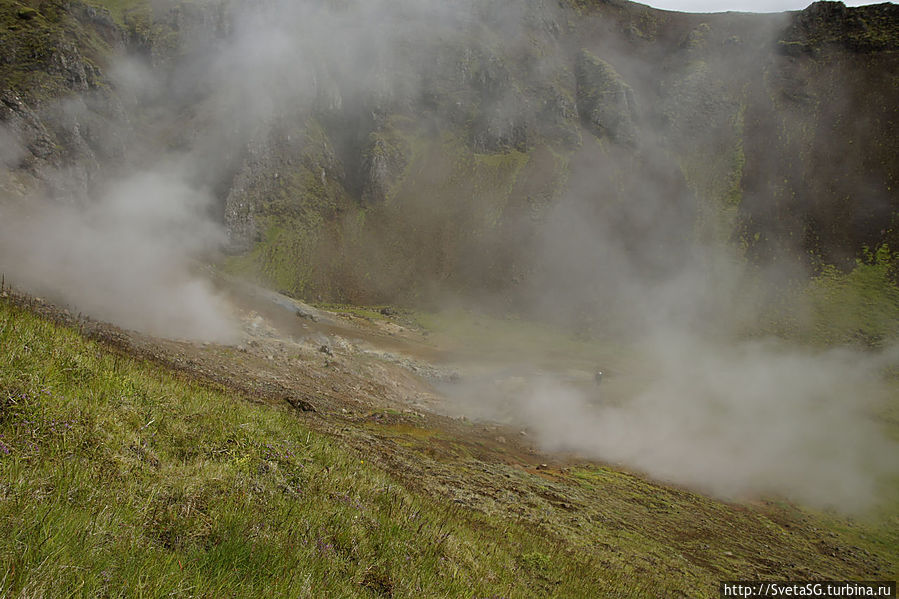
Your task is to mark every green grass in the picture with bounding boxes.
[412,307,633,374]
[314,303,396,322]
[0,298,644,598]
[84,0,147,26]
[801,245,899,347]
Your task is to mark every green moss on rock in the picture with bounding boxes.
[574,50,637,145]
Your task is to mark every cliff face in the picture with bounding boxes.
[1,0,897,308]
[739,2,899,269]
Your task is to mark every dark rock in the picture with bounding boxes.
[288,397,316,412]
[296,308,318,322]
[575,50,637,145]
[361,130,408,204]
[0,91,55,164]
[783,1,899,52]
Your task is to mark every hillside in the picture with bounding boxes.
[1,290,896,597]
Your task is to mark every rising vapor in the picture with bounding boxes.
[0,165,235,341]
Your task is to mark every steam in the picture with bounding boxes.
[451,148,899,512]
[440,326,898,512]
[0,164,234,341]
[0,125,25,169]
[521,336,897,512]
[0,0,463,340]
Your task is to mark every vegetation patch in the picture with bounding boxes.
[801,245,899,347]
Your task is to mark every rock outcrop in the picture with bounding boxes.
[575,50,637,145]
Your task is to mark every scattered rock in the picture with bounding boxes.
[296,308,318,322]
[288,397,316,412]
[319,344,333,356]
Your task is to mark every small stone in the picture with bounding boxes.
[296,309,318,322]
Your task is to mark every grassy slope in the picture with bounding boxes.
[0,298,642,598]
[1,295,897,597]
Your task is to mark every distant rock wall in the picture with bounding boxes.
[1,0,897,305]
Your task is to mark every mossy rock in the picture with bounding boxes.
[574,50,637,145]
[783,1,899,52]
[16,7,38,20]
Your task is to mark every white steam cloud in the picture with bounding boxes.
[519,335,898,512]
[444,174,899,512]
[0,163,235,341]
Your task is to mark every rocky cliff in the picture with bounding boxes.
[1,0,897,315]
